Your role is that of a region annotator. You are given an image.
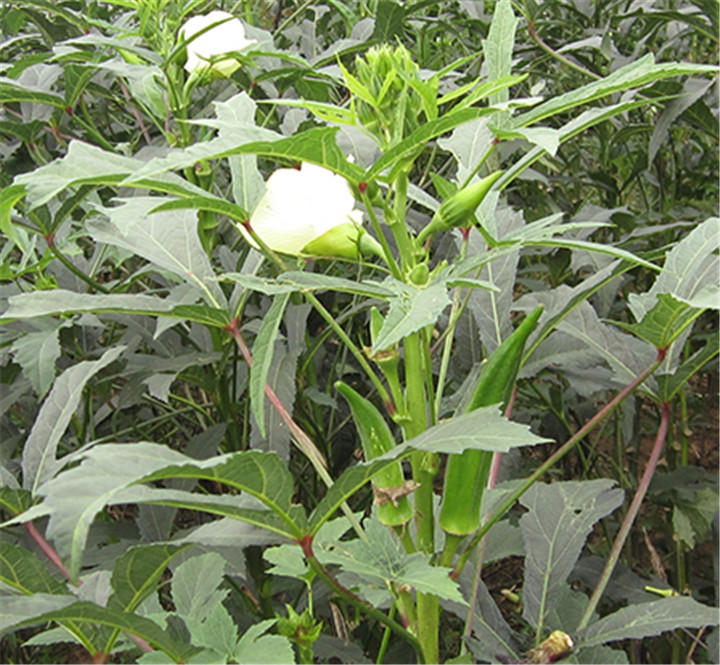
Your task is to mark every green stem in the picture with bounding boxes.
[672,543,687,663]
[526,19,601,81]
[46,238,111,294]
[395,586,417,631]
[459,140,497,190]
[397,525,417,553]
[273,0,314,35]
[439,533,464,568]
[452,353,663,578]
[92,407,198,443]
[403,333,428,439]
[674,370,691,660]
[302,540,426,663]
[429,285,473,357]
[577,400,671,631]
[679,380,690,467]
[361,189,402,280]
[375,604,395,664]
[402,331,439,665]
[75,98,116,151]
[388,169,415,272]
[433,246,470,418]
[162,391,216,423]
[415,593,439,665]
[404,333,435,552]
[303,291,392,412]
[421,327,436,426]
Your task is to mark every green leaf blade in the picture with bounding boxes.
[250,294,291,438]
[2,600,198,663]
[0,542,69,595]
[320,520,466,604]
[371,281,451,353]
[109,544,190,613]
[10,322,65,398]
[22,346,126,495]
[365,108,496,182]
[171,553,228,623]
[514,57,718,128]
[616,293,704,349]
[520,480,624,635]
[482,0,518,109]
[576,596,719,649]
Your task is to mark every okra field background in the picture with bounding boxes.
[0,1,718,663]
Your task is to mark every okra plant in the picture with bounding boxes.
[1,1,718,664]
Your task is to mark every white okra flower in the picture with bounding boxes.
[180,10,255,77]
[243,163,382,260]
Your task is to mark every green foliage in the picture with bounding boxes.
[519,480,624,637]
[1,0,717,663]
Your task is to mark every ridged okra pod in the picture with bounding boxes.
[439,306,543,537]
[336,381,413,526]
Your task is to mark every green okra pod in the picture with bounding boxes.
[439,305,544,537]
[336,381,414,526]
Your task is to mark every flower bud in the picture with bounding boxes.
[351,44,428,146]
[417,171,503,244]
[408,263,430,286]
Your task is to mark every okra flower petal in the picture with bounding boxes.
[180,10,255,77]
[243,163,380,259]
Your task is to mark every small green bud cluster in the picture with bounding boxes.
[276,606,323,656]
[353,44,426,147]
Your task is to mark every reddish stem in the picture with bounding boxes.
[225,319,328,471]
[2,104,90,146]
[24,521,74,583]
[124,632,153,653]
[487,385,518,491]
[297,534,314,558]
[577,399,671,629]
[25,521,155,659]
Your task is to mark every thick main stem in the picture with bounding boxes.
[388,169,415,272]
[404,333,433,548]
[403,331,439,664]
[577,400,671,630]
